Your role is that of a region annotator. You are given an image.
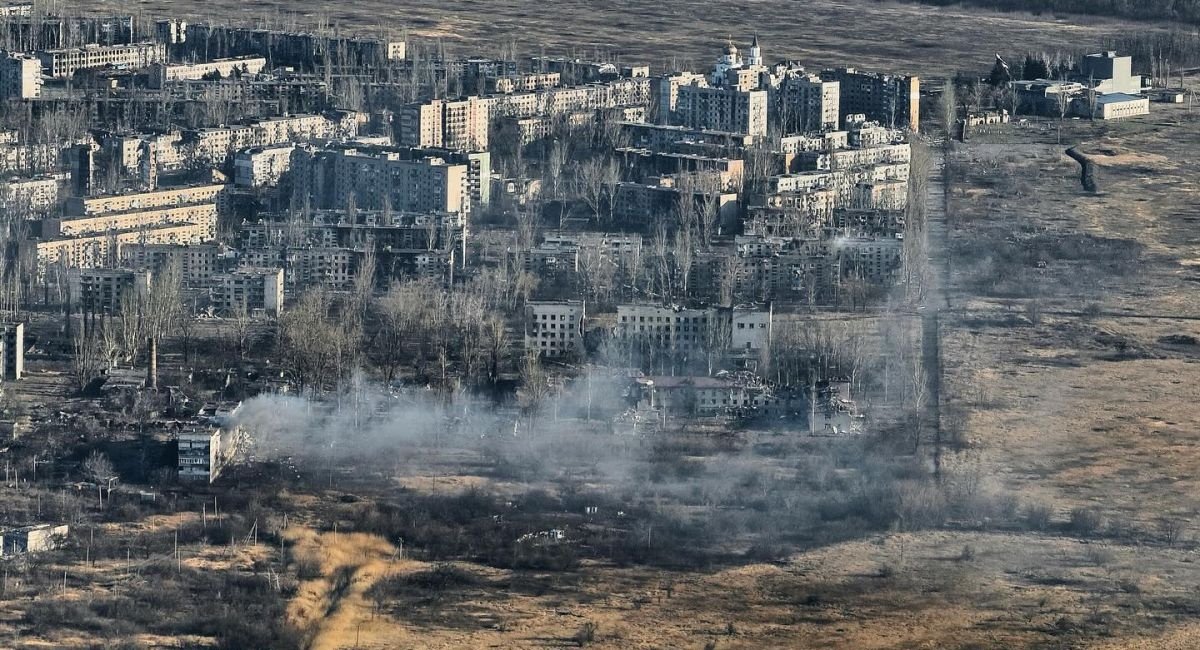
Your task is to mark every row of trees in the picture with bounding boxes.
[71,263,182,391]
[277,273,514,395]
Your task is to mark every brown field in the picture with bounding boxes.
[65,0,1166,76]
[278,523,1200,649]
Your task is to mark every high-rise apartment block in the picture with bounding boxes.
[67,268,151,314]
[398,97,490,150]
[820,68,920,130]
[0,322,23,381]
[0,52,41,99]
[291,145,471,214]
[772,73,840,133]
[675,83,768,136]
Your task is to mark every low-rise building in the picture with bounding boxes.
[147,56,267,88]
[630,373,798,417]
[177,424,240,483]
[1090,93,1150,120]
[0,524,68,557]
[963,109,1010,127]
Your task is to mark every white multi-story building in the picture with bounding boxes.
[0,174,60,214]
[615,303,772,354]
[771,73,840,133]
[212,267,284,316]
[65,183,230,216]
[398,97,490,151]
[291,145,470,214]
[147,56,267,88]
[35,221,215,275]
[0,52,42,99]
[233,144,295,188]
[37,42,167,79]
[524,300,586,358]
[615,304,718,354]
[121,243,230,286]
[730,304,772,352]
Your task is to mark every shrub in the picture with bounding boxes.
[1068,507,1104,537]
[1083,544,1115,566]
[574,621,598,646]
[1023,501,1054,531]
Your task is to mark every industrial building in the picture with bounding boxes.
[1090,93,1150,120]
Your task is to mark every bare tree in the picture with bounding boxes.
[1054,89,1072,145]
[482,314,509,387]
[71,325,103,392]
[370,283,411,383]
[575,158,619,224]
[82,450,118,508]
[139,261,182,390]
[518,352,552,433]
[277,288,355,393]
[226,303,254,361]
[939,83,957,135]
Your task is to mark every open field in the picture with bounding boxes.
[64,0,1167,76]
[943,104,1200,528]
[276,522,1200,649]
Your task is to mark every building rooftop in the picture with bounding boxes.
[1096,92,1145,104]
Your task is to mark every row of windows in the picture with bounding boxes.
[620,315,710,324]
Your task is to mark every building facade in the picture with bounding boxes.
[524,300,585,358]
[0,52,42,99]
[37,42,166,78]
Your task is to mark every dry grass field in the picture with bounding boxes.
[66,0,1166,76]
[944,105,1200,527]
